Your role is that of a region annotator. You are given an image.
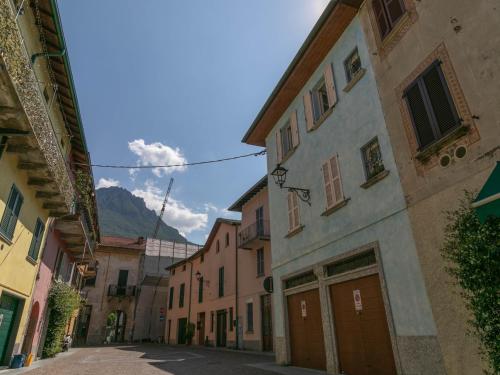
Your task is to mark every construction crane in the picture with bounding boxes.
[151,177,174,239]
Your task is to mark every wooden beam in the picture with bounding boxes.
[28,177,53,186]
[0,128,30,136]
[18,162,47,171]
[36,191,59,199]
[43,201,65,210]
[0,106,21,116]
[6,144,36,153]
[49,210,67,217]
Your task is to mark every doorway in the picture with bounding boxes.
[74,305,92,346]
[216,310,227,347]
[330,274,397,375]
[21,302,39,355]
[105,310,126,343]
[0,294,20,365]
[197,312,205,346]
[261,294,273,351]
[177,318,187,344]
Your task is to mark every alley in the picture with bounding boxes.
[5,345,324,375]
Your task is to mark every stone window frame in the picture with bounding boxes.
[366,0,418,58]
[395,43,480,174]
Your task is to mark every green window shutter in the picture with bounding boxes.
[28,218,45,260]
[168,287,174,309]
[405,82,436,148]
[247,303,254,332]
[218,267,224,297]
[198,277,203,303]
[179,283,185,308]
[0,185,23,240]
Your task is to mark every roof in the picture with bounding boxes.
[99,236,146,251]
[242,0,362,146]
[228,176,268,212]
[165,218,240,271]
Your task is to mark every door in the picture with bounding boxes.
[177,318,187,345]
[0,294,19,364]
[74,305,92,346]
[330,274,397,375]
[117,270,128,296]
[198,312,205,345]
[261,294,273,351]
[287,289,326,370]
[216,310,227,347]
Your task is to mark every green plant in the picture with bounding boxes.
[75,170,96,238]
[441,193,500,374]
[42,282,82,358]
[185,322,196,345]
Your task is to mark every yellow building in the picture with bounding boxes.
[0,0,97,365]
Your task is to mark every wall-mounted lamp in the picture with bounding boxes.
[195,271,202,280]
[271,164,311,205]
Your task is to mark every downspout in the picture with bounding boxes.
[234,223,239,350]
[187,260,194,325]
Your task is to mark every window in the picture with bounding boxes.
[361,138,385,180]
[256,207,264,236]
[210,311,214,332]
[229,307,234,331]
[225,232,230,247]
[200,253,204,263]
[84,275,97,287]
[304,65,337,130]
[326,250,377,277]
[257,248,264,277]
[198,277,203,303]
[216,240,220,253]
[246,303,254,332]
[179,283,185,308]
[182,264,186,271]
[287,192,300,233]
[27,218,45,261]
[322,155,344,209]
[284,271,317,289]
[0,136,7,160]
[372,0,406,39]
[275,111,299,162]
[404,61,460,150]
[218,267,224,297]
[54,248,64,281]
[168,287,174,309]
[0,184,23,241]
[344,48,362,83]
[171,268,176,275]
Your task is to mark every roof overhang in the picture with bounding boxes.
[242,0,362,146]
[228,176,268,212]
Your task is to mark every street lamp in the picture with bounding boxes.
[270,164,311,205]
[195,271,202,281]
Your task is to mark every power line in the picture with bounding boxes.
[73,150,266,169]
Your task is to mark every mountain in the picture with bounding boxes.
[96,186,187,243]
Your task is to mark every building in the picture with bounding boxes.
[242,1,445,374]
[0,0,96,366]
[81,237,144,345]
[356,1,499,373]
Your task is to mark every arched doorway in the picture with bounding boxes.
[105,310,126,343]
[21,302,40,355]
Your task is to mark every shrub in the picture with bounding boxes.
[441,193,500,374]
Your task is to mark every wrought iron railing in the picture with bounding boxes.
[107,285,136,297]
[238,220,270,248]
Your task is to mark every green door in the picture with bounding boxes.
[0,294,19,364]
[177,318,187,344]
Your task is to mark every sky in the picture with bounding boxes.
[58,0,329,244]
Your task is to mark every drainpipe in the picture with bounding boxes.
[234,223,240,350]
[187,260,194,325]
[31,49,66,64]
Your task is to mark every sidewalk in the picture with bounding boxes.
[0,349,78,374]
[248,362,327,375]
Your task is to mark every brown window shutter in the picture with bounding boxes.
[292,193,300,229]
[329,155,344,205]
[290,110,300,148]
[373,0,390,38]
[287,192,294,232]
[275,129,283,163]
[303,92,314,131]
[383,0,405,25]
[322,161,334,209]
[405,83,435,148]
[324,63,338,108]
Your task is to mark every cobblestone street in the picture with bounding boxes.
[3,345,324,375]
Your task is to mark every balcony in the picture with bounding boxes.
[238,220,271,249]
[107,285,136,298]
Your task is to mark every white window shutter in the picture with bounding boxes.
[329,155,344,204]
[292,192,300,229]
[322,161,334,208]
[303,92,314,131]
[287,192,294,232]
[290,110,300,148]
[275,129,282,163]
[324,63,338,108]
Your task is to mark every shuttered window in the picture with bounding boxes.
[168,287,174,309]
[322,155,344,209]
[257,248,264,276]
[0,184,24,241]
[246,303,254,332]
[276,111,300,162]
[198,277,203,303]
[218,267,224,297]
[305,64,338,129]
[179,283,185,308]
[28,218,45,261]
[287,192,300,232]
[373,0,405,39]
[404,61,460,149]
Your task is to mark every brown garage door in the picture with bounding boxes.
[287,289,326,370]
[330,274,397,375]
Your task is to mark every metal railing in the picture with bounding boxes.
[107,285,136,297]
[238,220,270,249]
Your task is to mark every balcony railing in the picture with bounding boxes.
[107,285,136,297]
[238,220,271,249]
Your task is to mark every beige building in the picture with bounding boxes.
[356,1,500,374]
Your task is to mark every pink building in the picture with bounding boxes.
[165,177,273,352]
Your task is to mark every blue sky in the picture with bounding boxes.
[58,0,329,244]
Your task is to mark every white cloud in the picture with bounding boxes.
[128,139,187,177]
[132,181,208,236]
[96,177,120,189]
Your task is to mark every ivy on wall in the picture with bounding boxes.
[441,193,500,374]
[42,282,82,358]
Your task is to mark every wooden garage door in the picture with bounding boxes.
[287,289,326,370]
[330,274,396,375]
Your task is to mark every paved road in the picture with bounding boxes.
[10,345,322,375]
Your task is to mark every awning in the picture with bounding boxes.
[472,162,500,222]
